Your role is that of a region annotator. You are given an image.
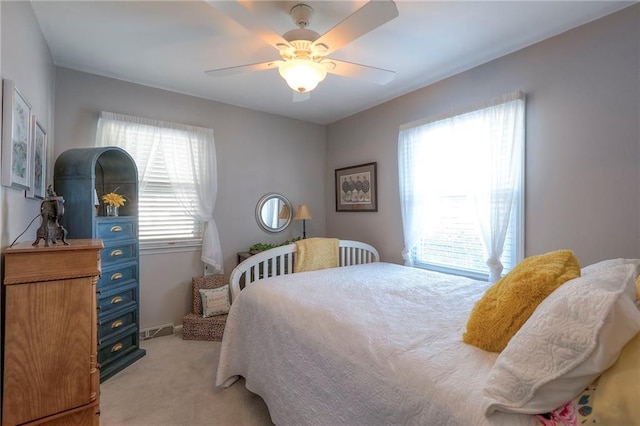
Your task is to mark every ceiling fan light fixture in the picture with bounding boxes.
[278,59,327,93]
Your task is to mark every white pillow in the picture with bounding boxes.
[581,258,640,276]
[199,285,230,318]
[483,262,640,415]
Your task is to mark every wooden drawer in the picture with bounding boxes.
[98,326,138,366]
[35,401,99,426]
[100,241,137,266]
[97,283,137,315]
[95,217,136,241]
[98,261,137,291]
[98,305,137,344]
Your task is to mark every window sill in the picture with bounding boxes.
[413,262,490,282]
[140,240,202,255]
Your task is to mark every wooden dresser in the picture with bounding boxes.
[2,239,103,426]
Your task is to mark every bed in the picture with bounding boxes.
[216,240,640,426]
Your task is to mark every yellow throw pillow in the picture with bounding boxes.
[463,249,580,352]
[592,328,640,424]
[596,276,639,423]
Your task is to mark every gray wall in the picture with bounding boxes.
[0,1,56,417]
[1,1,56,250]
[326,5,640,268]
[54,68,326,328]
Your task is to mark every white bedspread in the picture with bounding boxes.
[216,262,537,426]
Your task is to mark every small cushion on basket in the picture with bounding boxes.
[463,249,580,352]
[192,274,224,315]
[200,285,230,317]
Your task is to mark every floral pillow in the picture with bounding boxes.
[535,381,599,425]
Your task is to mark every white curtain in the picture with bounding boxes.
[398,91,525,281]
[468,93,525,282]
[96,111,224,273]
[397,126,429,266]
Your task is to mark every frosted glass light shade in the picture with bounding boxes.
[278,59,327,93]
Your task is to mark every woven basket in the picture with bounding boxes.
[182,274,228,341]
[182,312,227,341]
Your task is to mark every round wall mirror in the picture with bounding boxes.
[255,193,292,233]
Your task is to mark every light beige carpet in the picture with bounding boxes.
[100,333,274,426]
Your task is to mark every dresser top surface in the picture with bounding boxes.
[5,238,104,254]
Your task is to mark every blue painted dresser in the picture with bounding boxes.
[54,147,145,382]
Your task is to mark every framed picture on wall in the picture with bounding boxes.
[26,117,47,200]
[335,162,378,212]
[2,79,32,190]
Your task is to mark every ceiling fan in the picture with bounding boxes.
[204,0,399,100]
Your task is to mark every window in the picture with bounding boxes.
[95,112,222,268]
[398,92,525,281]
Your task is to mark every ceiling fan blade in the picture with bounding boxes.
[204,61,282,77]
[205,1,291,51]
[325,59,395,85]
[312,0,398,56]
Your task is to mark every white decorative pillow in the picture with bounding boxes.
[483,262,640,415]
[581,258,640,276]
[199,285,230,318]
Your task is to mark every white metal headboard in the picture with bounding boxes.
[229,240,379,302]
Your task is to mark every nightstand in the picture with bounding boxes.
[237,251,253,265]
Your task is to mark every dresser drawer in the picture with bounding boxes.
[98,305,137,343]
[98,283,137,315]
[95,217,136,241]
[98,325,138,366]
[100,241,137,266]
[98,261,138,291]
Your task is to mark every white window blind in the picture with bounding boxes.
[132,131,203,243]
[398,92,525,281]
[411,196,517,278]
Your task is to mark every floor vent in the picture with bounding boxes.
[140,323,175,340]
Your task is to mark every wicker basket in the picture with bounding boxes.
[182,274,228,341]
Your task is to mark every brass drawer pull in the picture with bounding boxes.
[110,226,123,232]
[111,272,123,281]
[110,249,123,257]
[110,296,123,305]
[111,343,123,353]
[111,320,124,329]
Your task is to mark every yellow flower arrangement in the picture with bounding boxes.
[102,192,126,207]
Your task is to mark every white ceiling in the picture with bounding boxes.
[31,1,634,124]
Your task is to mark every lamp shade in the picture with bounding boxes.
[278,59,327,93]
[293,204,312,220]
[278,204,290,219]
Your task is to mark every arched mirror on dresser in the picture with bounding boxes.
[255,193,292,233]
